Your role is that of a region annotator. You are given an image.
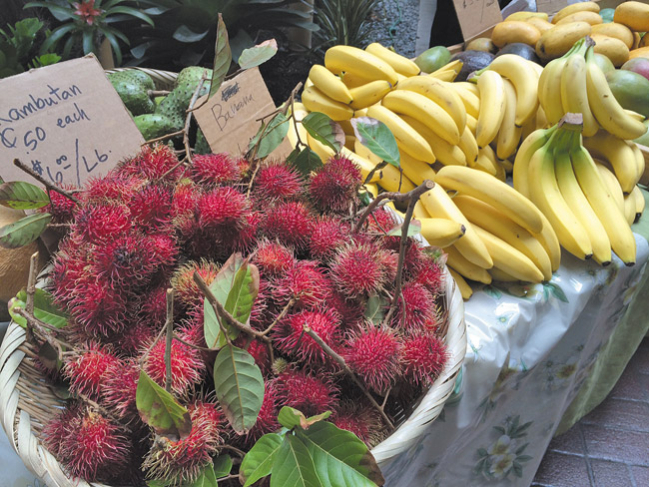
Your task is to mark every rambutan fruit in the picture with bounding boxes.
[62,343,121,401]
[411,252,446,296]
[366,207,398,234]
[331,400,388,447]
[102,358,140,420]
[394,282,437,332]
[82,171,144,205]
[327,291,366,330]
[143,399,223,486]
[67,278,128,337]
[253,240,295,278]
[247,338,271,375]
[142,339,205,398]
[145,233,179,272]
[171,182,199,235]
[57,407,131,482]
[272,367,339,417]
[48,239,89,308]
[118,144,184,182]
[253,161,303,201]
[74,203,131,244]
[343,326,403,394]
[190,153,241,185]
[260,201,315,251]
[273,260,331,309]
[309,217,350,261]
[330,242,389,297]
[171,259,220,310]
[249,276,269,330]
[197,186,249,230]
[273,308,340,364]
[42,184,78,223]
[308,155,361,213]
[401,332,448,386]
[92,232,157,288]
[129,184,173,231]
[113,322,156,356]
[139,284,171,329]
[42,402,82,458]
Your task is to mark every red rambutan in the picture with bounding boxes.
[42,403,82,458]
[142,339,205,397]
[249,276,269,330]
[48,239,88,308]
[253,162,303,201]
[273,260,331,309]
[113,322,156,356]
[190,153,241,185]
[394,282,437,332]
[198,186,249,230]
[171,182,199,234]
[331,400,388,447]
[366,207,398,234]
[343,326,402,394]
[143,399,223,486]
[310,217,350,261]
[260,201,314,250]
[67,278,128,336]
[330,241,389,297]
[309,155,361,213]
[171,259,220,310]
[145,233,179,271]
[139,284,170,328]
[92,232,157,287]
[253,240,295,278]
[273,308,340,364]
[74,203,131,244]
[326,291,366,329]
[82,171,144,205]
[42,184,78,223]
[129,184,173,231]
[118,144,184,182]
[102,358,140,420]
[62,343,121,401]
[401,332,448,386]
[272,367,339,417]
[411,253,446,296]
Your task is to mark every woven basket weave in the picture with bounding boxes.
[0,266,465,486]
[105,67,179,91]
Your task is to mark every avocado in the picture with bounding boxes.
[495,43,541,64]
[109,79,156,116]
[133,113,178,141]
[450,50,495,81]
[414,46,452,74]
[606,69,649,118]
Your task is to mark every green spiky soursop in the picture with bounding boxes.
[108,71,156,116]
[133,113,178,141]
[155,67,212,126]
[175,66,213,89]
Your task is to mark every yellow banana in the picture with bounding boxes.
[349,80,393,110]
[428,59,463,81]
[513,125,558,198]
[413,200,430,219]
[382,90,460,145]
[448,267,473,300]
[308,64,353,104]
[535,210,563,272]
[555,150,612,265]
[448,82,480,118]
[396,76,467,134]
[365,42,420,77]
[435,165,544,234]
[400,115,467,166]
[571,145,636,265]
[419,183,493,268]
[623,191,637,225]
[366,104,436,163]
[454,81,480,97]
[354,139,383,165]
[473,225,544,283]
[453,194,553,281]
[496,78,523,160]
[630,142,646,190]
[583,132,638,193]
[488,267,521,282]
[595,159,626,214]
[457,125,480,166]
[538,55,568,125]
[399,150,437,186]
[475,70,506,148]
[419,218,466,248]
[632,184,646,222]
[466,113,477,134]
[301,85,354,121]
[445,245,493,284]
[470,145,499,177]
[324,45,399,85]
[560,49,599,137]
[375,165,416,194]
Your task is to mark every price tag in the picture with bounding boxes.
[452,0,503,42]
[0,54,144,187]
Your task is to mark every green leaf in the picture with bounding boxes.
[387,218,421,237]
[364,295,385,325]
[238,38,278,69]
[271,435,323,487]
[548,283,568,303]
[0,212,51,248]
[9,288,68,329]
[278,406,308,430]
[352,117,400,168]
[107,6,154,27]
[224,261,260,324]
[249,112,290,159]
[213,344,264,434]
[188,461,218,487]
[291,147,324,177]
[302,112,345,154]
[0,181,50,210]
[135,370,192,441]
[213,454,233,478]
[240,433,284,487]
[297,421,384,486]
[209,14,232,99]
[173,25,210,43]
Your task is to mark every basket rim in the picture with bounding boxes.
[0,267,466,485]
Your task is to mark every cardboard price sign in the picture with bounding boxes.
[452,0,503,42]
[193,67,292,158]
[0,55,144,187]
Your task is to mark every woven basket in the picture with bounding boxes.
[105,67,179,91]
[0,265,465,486]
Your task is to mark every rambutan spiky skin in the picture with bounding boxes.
[243,337,271,375]
[260,201,315,250]
[82,171,145,205]
[401,332,448,387]
[145,233,179,273]
[102,358,140,421]
[42,402,82,458]
[253,162,303,201]
[329,242,390,297]
[42,184,78,223]
[171,182,199,236]
[394,282,437,332]
[143,399,223,486]
[74,203,131,245]
[198,186,250,230]
[273,260,331,309]
[272,368,339,417]
[129,184,173,232]
[190,153,241,185]
[253,240,295,278]
[62,344,121,401]
[142,339,206,398]
[343,326,403,394]
[67,279,128,337]
[327,291,366,329]
[273,309,341,364]
[310,217,350,261]
[331,400,388,448]
[55,407,131,482]
[366,207,398,234]
[171,259,220,310]
[111,322,156,356]
[92,232,157,288]
[139,284,171,329]
[308,155,361,213]
[118,144,184,182]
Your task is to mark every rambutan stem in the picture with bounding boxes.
[217,444,246,458]
[13,159,80,205]
[76,392,131,432]
[182,72,209,165]
[164,288,174,394]
[302,325,396,431]
[25,251,39,317]
[193,272,271,344]
[261,297,297,337]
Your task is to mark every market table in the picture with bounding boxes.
[2,195,649,487]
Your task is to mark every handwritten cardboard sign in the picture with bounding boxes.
[452,0,503,42]
[193,67,292,159]
[0,54,144,187]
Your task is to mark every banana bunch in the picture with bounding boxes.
[538,37,646,140]
[513,114,638,266]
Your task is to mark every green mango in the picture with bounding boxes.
[414,46,452,74]
[606,69,649,118]
[133,113,178,141]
